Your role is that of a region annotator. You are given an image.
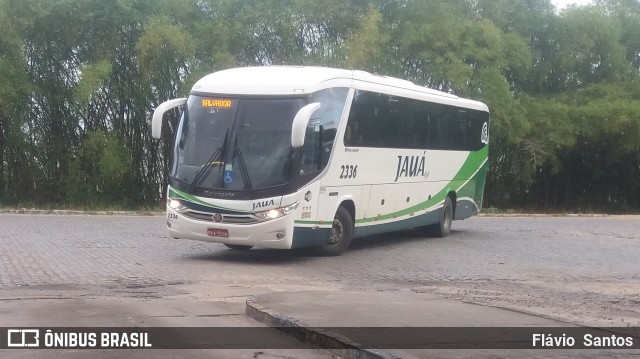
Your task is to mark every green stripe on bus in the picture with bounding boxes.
[169,187,235,211]
[360,150,487,223]
[295,146,488,226]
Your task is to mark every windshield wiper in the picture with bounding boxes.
[188,129,229,193]
[232,137,253,190]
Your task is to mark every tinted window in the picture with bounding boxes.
[299,88,349,177]
[344,90,488,151]
[172,96,306,191]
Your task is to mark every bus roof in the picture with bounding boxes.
[191,66,489,112]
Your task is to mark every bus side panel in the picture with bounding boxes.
[316,188,364,226]
[357,182,426,237]
[454,147,488,220]
[453,171,479,220]
[474,148,489,211]
[323,147,473,238]
[291,181,331,249]
[366,184,401,220]
[354,209,442,238]
[291,184,366,249]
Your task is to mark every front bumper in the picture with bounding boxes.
[165,206,295,249]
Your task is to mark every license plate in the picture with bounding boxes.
[207,228,229,238]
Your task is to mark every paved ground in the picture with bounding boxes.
[0,214,639,358]
[246,290,639,358]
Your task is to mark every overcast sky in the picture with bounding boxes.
[551,0,593,10]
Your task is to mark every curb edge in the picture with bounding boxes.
[246,296,401,359]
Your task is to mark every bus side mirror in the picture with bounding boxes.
[291,102,321,148]
[152,98,187,139]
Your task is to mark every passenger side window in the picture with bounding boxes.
[345,89,488,151]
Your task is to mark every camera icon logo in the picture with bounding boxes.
[7,329,40,347]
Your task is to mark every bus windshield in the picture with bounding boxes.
[171,96,307,191]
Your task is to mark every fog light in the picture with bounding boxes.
[276,232,285,239]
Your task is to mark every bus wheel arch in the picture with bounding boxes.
[313,201,355,256]
[340,200,356,226]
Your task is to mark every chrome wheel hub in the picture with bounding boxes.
[329,218,344,245]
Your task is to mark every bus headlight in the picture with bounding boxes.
[168,199,188,212]
[256,201,299,221]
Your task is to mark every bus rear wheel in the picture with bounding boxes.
[224,244,253,251]
[417,196,453,237]
[433,196,453,237]
[313,206,353,256]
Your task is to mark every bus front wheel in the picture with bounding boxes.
[313,206,353,256]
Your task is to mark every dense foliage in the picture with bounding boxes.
[0,0,639,211]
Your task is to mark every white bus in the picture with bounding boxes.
[152,66,489,255]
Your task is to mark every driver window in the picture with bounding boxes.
[306,87,349,175]
[300,121,322,176]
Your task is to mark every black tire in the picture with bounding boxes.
[224,244,253,251]
[433,196,453,238]
[313,206,353,256]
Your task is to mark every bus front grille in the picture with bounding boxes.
[182,210,261,225]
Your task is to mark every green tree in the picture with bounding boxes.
[67,131,133,207]
[1,0,639,211]
[345,7,390,72]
